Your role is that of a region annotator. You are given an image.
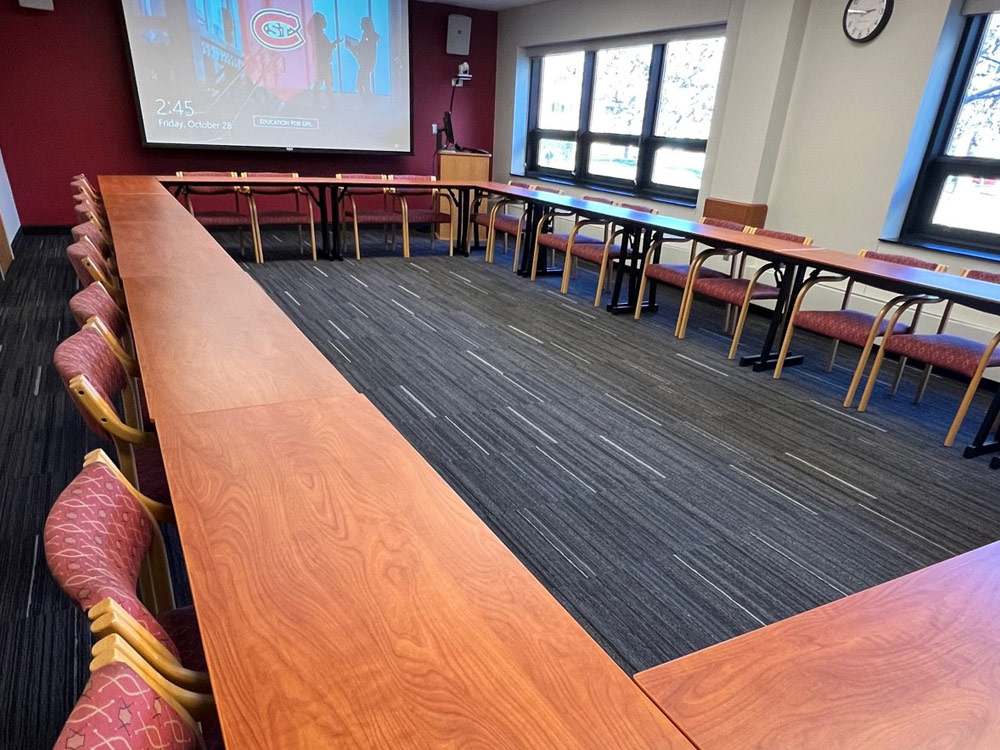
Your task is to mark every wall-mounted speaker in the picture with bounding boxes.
[19,0,54,9]
[446,14,471,56]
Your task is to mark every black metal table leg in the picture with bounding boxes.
[741,261,806,371]
[318,185,341,261]
[517,202,542,276]
[963,389,1000,459]
[330,186,342,260]
[458,189,471,257]
[606,226,657,315]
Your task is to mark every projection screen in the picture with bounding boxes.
[120,0,411,152]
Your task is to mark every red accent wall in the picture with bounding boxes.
[0,1,497,226]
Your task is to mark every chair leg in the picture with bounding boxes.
[594,256,609,308]
[529,239,543,281]
[727,300,753,360]
[915,364,934,404]
[633,270,650,321]
[504,234,509,255]
[308,206,317,262]
[298,225,304,254]
[560,251,574,294]
[353,218,362,260]
[889,356,909,396]
[825,340,840,372]
[676,281,697,339]
[485,225,495,263]
[858,345,891,412]
[512,232,523,273]
[402,204,410,259]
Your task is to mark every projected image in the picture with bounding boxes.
[122,0,411,152]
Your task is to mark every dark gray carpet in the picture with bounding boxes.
[2,227,997,748]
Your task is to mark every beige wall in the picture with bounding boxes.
[492,0,1000,344]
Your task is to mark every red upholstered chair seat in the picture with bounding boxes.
[253,209,311,225]
[190,210,253,226]
[159,606,207,672]
[794,309,911,348]
[53,662,200,750]
[44,462,177,656]
[343,208,404,225]
[645,263,727,288]
[133,442,171,505]
[692,276,780,306]
[492,216,522,235]
[472,211,489,227]
[69,283,128,339]
[405,209,452,224]
[569,242,616,265]
[537,232,604,252]
[883,334,1000,378]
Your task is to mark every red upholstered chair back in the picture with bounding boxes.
[53,662,198,750]
[535,185,563,194]
[753,227,812,245]
[71,222,109,256]
[861,250,942,271]
[69,283,128,339]
[43,462,179,657]
[582,195,616,205]
[702,217,747,232]
[74,198,102,223]
[242,171,302,196]
[510,180,532,189]
[964,268,1000,284]
[389,174,437,201]
[53,327,128,439]
[338,172,386,196]
[176,170,239,195]
[67,242,112,288]
[619,202,656,214]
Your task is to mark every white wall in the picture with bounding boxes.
[492,0,1000,344]
[0,145,20,241]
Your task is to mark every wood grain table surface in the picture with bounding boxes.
[158,395,695,750]
[123,271,354,419]
[635,540,1000,750]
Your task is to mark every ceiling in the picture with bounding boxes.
[416,0,553,10]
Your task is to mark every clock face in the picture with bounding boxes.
[843,0,893,43]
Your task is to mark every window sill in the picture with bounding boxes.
[880,236,1000,264]
[517,172,698,209]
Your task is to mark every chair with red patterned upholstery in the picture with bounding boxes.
[632,217,751,323]
[559,202,659,304]
[242,171,317,263]
[69,282,128,341]
[337,173,397,259]
[857,268,1000,447]
[71,174,101,203]
[674,226,813,357]
[773,250,947,407]
[66,241,122,302]
[527,195,614,282]
[177,170,255,259]
[54,632,219,750]
[45,449,210,692]
[71,221,111,258]
[471,180,533,263]
[53,323,168,503]
[387,174,458,258]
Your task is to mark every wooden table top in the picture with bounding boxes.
[635,540,1000,750]
[157,395,695,750]
[124,272,354,419]
[794,248,1000,315]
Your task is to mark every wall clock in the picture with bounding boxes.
[843,0,894,43]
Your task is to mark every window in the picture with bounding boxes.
[902,12,1000,253]
[526,31,726,203]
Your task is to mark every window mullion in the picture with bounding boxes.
[576,51,597,178]
[636,44,665,190]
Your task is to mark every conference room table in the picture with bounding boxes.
[101,175,697,749]
[634,540,1000,749]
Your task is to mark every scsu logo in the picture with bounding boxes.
[250,9,305,51]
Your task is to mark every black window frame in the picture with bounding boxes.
[901,13,1000,255]
[524,30,726,206]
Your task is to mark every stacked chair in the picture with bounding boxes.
[49,175,218,749]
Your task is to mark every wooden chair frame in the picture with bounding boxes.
[388,176,457,258]
[177,171,253,260]
[773,250,946,408]
[529,208,612,282]
[857,270,999,446]
[91,634,215,734]
[242,172,317,264]
[338,174,390,260]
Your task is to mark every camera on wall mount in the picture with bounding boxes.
[452,62,472,88]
